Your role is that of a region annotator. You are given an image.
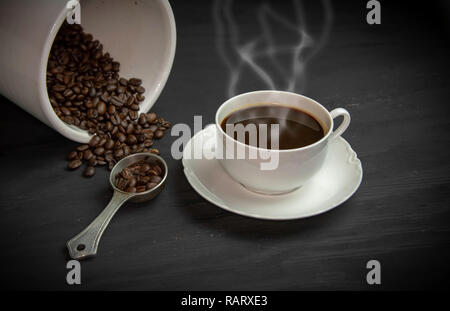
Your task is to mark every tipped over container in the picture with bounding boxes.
[0,0,176,143]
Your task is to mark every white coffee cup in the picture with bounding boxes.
[0,0,176,143]
[215,90,350,195]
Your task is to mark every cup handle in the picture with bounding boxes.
[329,108,351,140]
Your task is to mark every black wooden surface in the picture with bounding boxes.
[0,0,449,290]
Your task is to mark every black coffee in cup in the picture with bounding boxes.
[220,105,325,150]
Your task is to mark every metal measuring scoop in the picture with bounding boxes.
[67,153,168,260]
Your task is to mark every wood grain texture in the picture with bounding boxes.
[0,0,449,290]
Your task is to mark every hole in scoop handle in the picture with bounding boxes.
[66,191,129,260]
[329,108,351,140]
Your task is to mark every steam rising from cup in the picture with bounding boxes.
[213,0,333,97]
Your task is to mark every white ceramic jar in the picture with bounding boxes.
[0,0,176,143]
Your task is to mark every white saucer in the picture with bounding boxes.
[182,125,363,220]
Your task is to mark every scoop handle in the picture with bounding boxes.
[67,191,130,260]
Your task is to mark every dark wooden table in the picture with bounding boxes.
[1,0,449,290]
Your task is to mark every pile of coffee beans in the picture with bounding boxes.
[115,159,164,193]
[47,22,170,177]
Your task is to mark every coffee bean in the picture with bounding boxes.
[63,116,75,124]
[114,148,124,158]
[63,89,74,97]
[126,134,137,145]
[136,186,146,193]
[94,49,102,60]
[84,166,96,177]
[138,114,147,125]
[98,137,107,147]
[83,149,94,160]
[94,147,105,156]
[125,186,137,193]
[117,86,125,94]
[55,93,65,101]
[68,159,82,170]
[148,169,158,176]
[111,126,119,135]
[106,84,117,92]
[61,107,71,116]
[120,119,128,129]
[114,132,125,143]
[104,139,114,150]
[128,178,137,188]
[125,96,134,106]
[129,111,139,120]
[136,134,145,143]
[52,84,66,92]
[118,93,127,103]
[143,128,154,135]
[97,101,107,114]
[87,108,98,119]
[88,157,97,166]
[112,62,120,71]
[89,87,96,97]
[129,78,142,86]
[108,105,116,114]
[110,114,119,125]
[154,165,163,175]
[139,176,150,184]
[103,63,112,72]
[141,163,151,172]
[146,113,157,123]
[154,130,164,139]
[135,86,145,94]
[126,123,134,134]
[89,135,100,147]
[116,177,128,189]
[76,144,89,151]
[121,168,133,179]
[136,94,145,102]
[150,175,162,184]
[68,151,78,160]
[110,96,123,107]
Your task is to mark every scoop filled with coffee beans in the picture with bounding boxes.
[67,153,168,260]
[47,21,171,178]
[115,158,164,193]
